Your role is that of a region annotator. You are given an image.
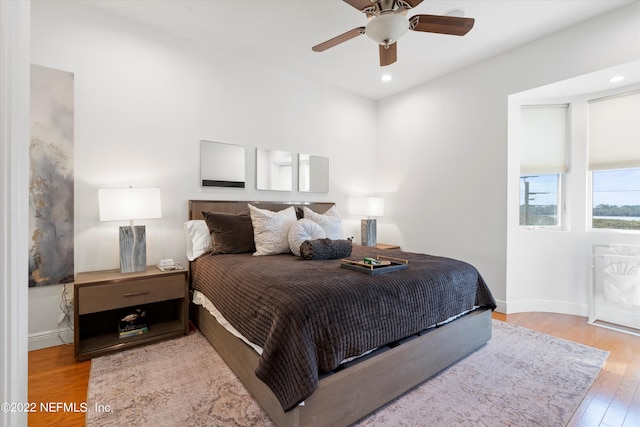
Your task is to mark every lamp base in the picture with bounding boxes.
[119,225,146,273]
[361,219,377,247]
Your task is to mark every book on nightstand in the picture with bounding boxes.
[119,326,149,338]
[118,308,149,338]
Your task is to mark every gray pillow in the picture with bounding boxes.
[300,238,352,260]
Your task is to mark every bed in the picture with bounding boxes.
[187,200,496,426]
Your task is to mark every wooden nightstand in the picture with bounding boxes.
[376,243,400,250]
[74,267,188,361]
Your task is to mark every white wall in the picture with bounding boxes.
[376,2,640,312]
[29,1,377,349]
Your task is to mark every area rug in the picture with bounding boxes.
[86,320,608,426]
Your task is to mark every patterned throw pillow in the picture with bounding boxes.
[302,206,343,240]
[248,204,298,256]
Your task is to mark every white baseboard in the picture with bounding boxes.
[28,328,74,351]
[493,299,507,314]
[504,299,589,317]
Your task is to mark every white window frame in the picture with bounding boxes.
[519,103,569,229]
[587,89,640,232]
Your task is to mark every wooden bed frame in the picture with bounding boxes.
[188,200,492,427]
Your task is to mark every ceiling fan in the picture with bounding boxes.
[312,0,475,67]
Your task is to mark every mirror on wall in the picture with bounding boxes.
[256,148,293,191]
[299,154,329,193]
[200,140,246,188]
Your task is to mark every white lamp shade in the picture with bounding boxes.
[349,196,385,217]
[98,188,162,222]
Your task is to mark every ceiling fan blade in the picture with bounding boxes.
[379,42,397,66]
[409,14,475,36]
[343,0,375,12]
[402,0,424,8]
[312,27,366,52]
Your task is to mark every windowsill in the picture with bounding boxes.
[519,226,567,231]
[589,227,640,234]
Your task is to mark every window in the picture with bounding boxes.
[520,174,561,226]
[519,104,568,227]
[588,90,640,231]
[592,168,640,230]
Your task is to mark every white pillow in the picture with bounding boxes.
[184,220,211,261]
[248,204,298,256]
[288,219,326,257]
[303,206,343,240]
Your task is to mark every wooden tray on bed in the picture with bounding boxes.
[340,255,408,275]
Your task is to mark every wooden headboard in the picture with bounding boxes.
[189,200,334,220]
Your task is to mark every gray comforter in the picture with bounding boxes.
[191,246,496,411]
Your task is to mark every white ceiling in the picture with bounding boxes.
[78,0,636,100]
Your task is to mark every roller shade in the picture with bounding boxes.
[520,104,569,175]
[588,90,640,171]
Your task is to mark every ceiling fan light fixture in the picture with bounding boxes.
[381,74,392,82]
[312,1,474,68]
[365,13,409,45]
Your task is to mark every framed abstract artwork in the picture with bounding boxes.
[29,64,74,287]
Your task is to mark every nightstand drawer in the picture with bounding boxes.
[78,275,184,314]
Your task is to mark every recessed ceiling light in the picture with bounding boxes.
[381,74,392,82]
[608,75,625,83]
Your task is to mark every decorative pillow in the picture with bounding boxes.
[288,219,326,257]
[302,206,343,240]
[184,220,212,261]
[248,204,297,256]
[202,211,255,255]
[300,238,352,260]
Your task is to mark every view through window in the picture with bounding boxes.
[592,167,640,230]
[519,174,560,226]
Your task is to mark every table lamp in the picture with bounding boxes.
[98,188,161,273]
[349,196,384,247]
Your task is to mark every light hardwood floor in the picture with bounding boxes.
[28,343,90,427]
[28,312,640,426]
